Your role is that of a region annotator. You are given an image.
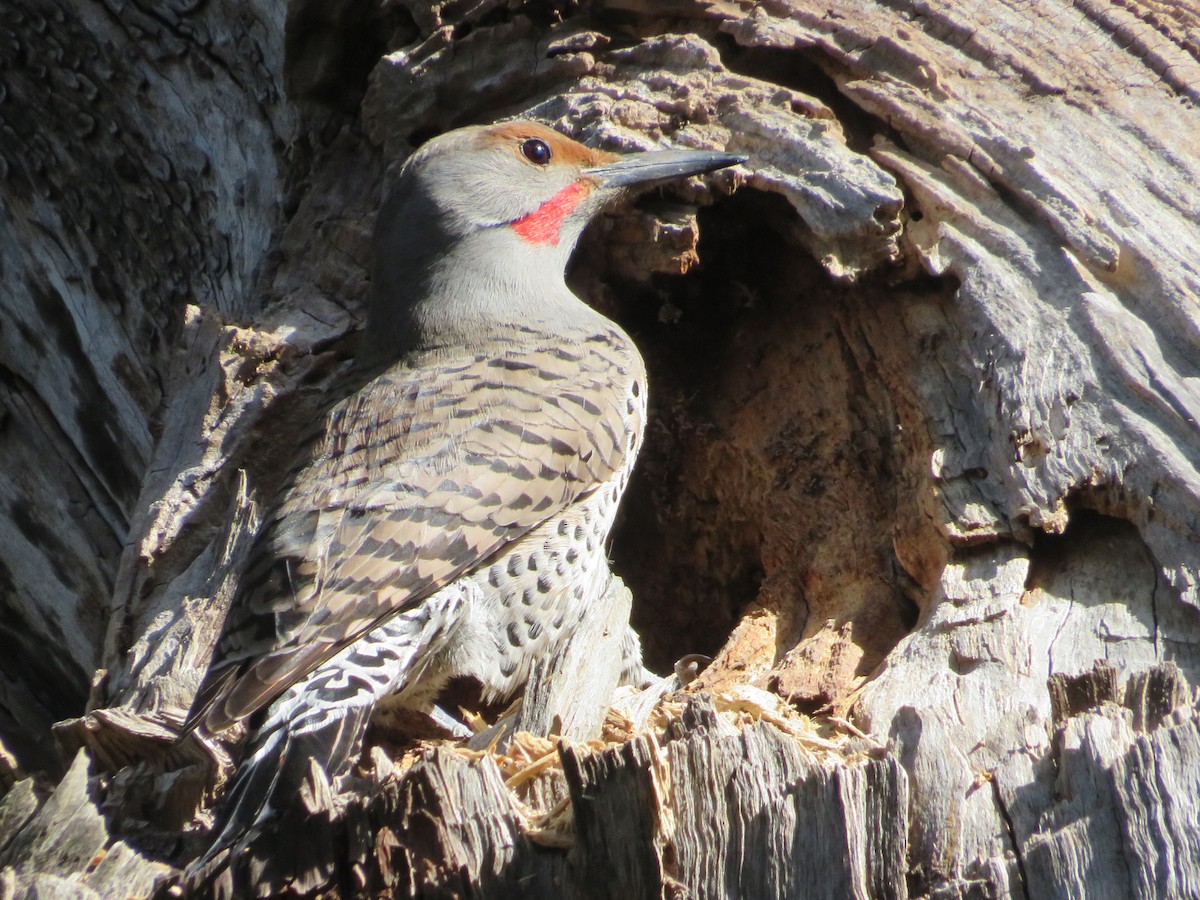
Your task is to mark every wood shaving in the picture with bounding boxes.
[409,676,874,853]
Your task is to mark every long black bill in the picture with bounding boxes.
[584,149,747,188]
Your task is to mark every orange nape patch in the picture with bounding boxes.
[511,181,593,245]
[487,121,618,169]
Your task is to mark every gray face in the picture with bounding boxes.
[367,121,745,359]
[400,127,586,235]
[367,124,615,358]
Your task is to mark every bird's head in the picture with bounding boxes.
[395,121,742,251]
[368,121,745,355]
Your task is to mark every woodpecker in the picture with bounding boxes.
[185,121,744,864]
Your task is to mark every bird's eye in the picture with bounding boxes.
[521,138,552,166]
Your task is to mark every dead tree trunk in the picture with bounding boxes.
[2,0,1199,896]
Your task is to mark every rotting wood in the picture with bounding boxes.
[207,694,908,897]
[1,0,1199,897]
[0,751,169,896]
[1021,662,1200,898]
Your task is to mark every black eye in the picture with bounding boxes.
[521,138,552,166]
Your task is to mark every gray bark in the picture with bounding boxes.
[1,0,1198,896]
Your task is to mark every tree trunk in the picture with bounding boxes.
[2,0,1199,896]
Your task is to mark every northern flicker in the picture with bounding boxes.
[185,121,744,861]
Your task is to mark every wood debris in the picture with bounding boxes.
[410,678,873,850]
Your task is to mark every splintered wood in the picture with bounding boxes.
[363,681,868,853]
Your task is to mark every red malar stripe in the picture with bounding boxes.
[511,181,591,245]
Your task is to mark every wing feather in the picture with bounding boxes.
[189,329,644,733]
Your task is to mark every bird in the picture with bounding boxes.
[184,120,745,867]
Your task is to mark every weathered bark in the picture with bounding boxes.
[2,0,1199,896]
